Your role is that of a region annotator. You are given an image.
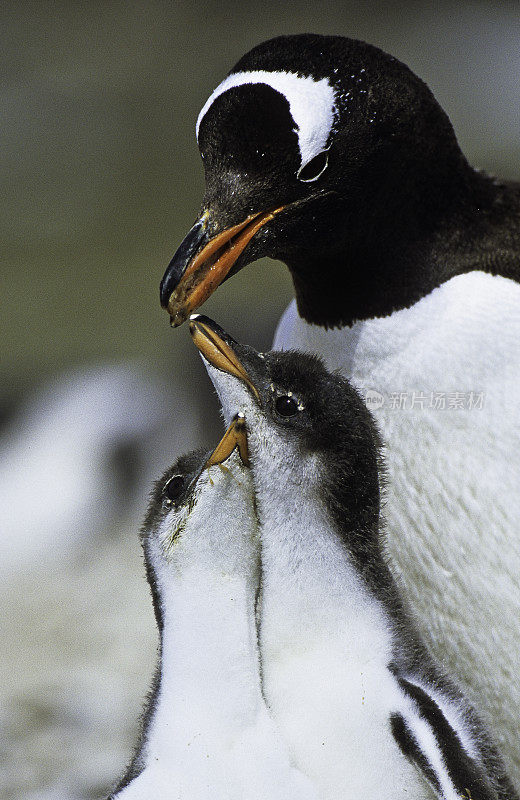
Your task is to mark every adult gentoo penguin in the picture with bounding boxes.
[110,420,317,800]
[160,35,520,783]
[190,314,518,800]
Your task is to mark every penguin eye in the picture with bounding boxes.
[275,395,300,417]
[297,150,328,183]
[164,475,184,504]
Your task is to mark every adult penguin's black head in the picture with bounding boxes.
[161,34,481,328]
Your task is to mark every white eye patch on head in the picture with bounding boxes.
[196,70,337,173]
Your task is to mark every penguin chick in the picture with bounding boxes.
[190,314,518,800]
[109,420,318,800]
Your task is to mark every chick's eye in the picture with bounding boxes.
[275,395,300,417]
[164,475,184,503]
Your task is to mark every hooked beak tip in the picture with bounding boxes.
[162,206,285,324]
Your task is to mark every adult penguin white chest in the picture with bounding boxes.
[160,34,520,784]
[190,314,518,800]
[110,425,318,800]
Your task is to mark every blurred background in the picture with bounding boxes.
[2,1,519,798]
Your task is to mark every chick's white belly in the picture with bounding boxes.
[274,272,520,787]
[261,647,435,800]
[117,707,318,800]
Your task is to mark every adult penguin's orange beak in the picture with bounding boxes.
[159,206,285,327]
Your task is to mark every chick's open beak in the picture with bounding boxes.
[205,413,249,467]
[160,206,285,327]
[189,315,260,401]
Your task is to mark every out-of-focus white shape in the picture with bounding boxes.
[0,363,205,799]
[0,518,158,800]
[0,364,170,577]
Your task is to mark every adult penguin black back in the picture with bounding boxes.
[160,34,520,786]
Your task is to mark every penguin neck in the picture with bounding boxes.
[258,494,393,659]
[287,158,502,328]
[142,548,262,766]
